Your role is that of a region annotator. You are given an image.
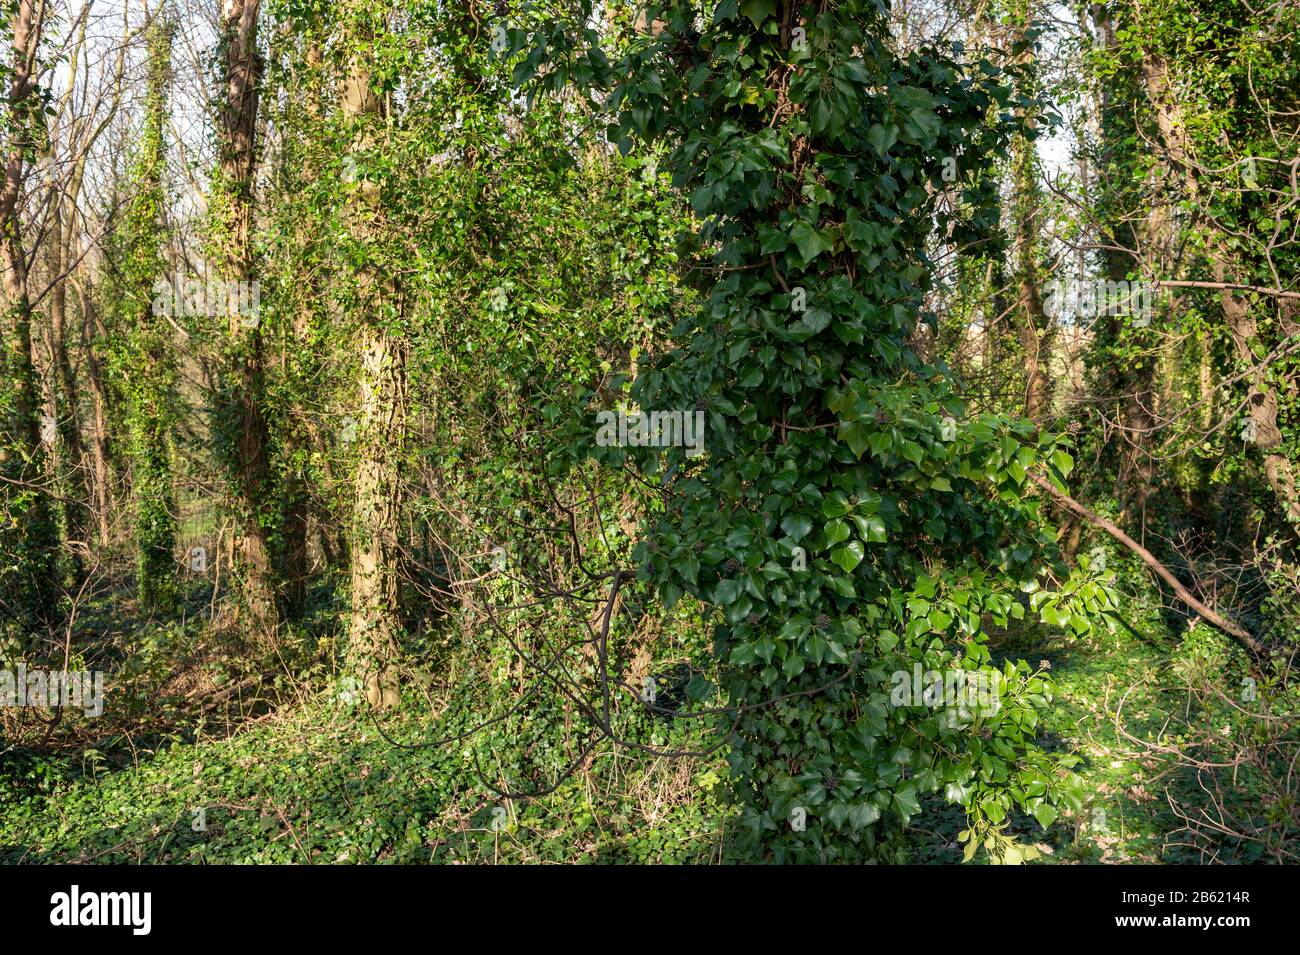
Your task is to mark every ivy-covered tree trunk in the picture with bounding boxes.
[126,17,178,614]
[1011,133,1050,425]
[215,0,281,643]
[0,0,60,632]
[341,4,404,708]
[999,2,1052,427]
[276,36,327,618]
[1089,0,1158,530]
[549,0,1094,862]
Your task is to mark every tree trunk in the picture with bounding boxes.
[1012,134,1050,424]
[1215,261,1300,523]
[217,0,280,643]
[277,39,325,618]
[48,199,91,574]
[128,17,178,614]
[1093,1,1157,530]
[79,285,113,546]
[1004,12,1051,426]
[0,0,59,631]
[341,9,404,708]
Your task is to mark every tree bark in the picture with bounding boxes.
[277,38,325,617]
[1092,2,1157,530]
[1012,134,1050,424]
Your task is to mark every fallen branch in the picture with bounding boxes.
[188,673,265,705]
[1029,472,1266,656]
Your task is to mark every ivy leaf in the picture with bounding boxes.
[852,514,888,543]
[739,0,777,27]
[824,519,851,548]
[758,226,789,254]
[821,490,851,518]
[798,308,832,335]
[840,421,871,458]
[849,802,881,829]
[867,122,898,156]
[781,513,813,541]
[790,221,831,266]
[680,556,700,586]
[1051,448,1074,478]
[714,578,742,604]
[893,785,921,821]
[782,651,805,678]
[831,540,865,573]
[806,630,829,665]
[905,105,941,142]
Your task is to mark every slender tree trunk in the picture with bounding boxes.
[79,286,113,546]
[1011,134,1050,424]
[48,198,91,574]
[1092,1,1157,530]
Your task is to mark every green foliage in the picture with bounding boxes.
[9,0,1295,870]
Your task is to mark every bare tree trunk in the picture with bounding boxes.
[217,0,280,642]
[78,285,113,546]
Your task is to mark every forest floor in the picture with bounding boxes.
[0,554,1259,864]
